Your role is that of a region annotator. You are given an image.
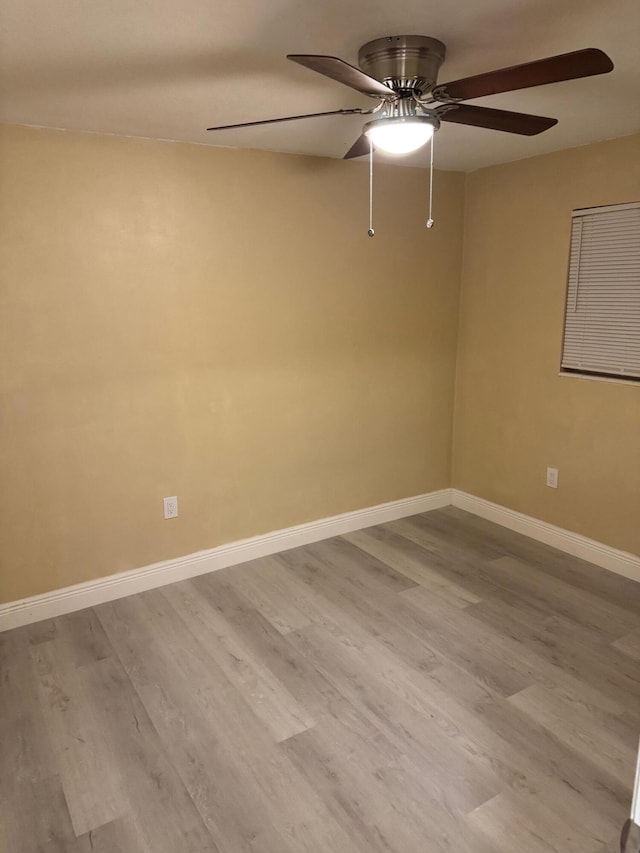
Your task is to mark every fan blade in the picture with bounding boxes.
[439,104,557,135]
[433,48,613,101]
[288,54,397,100]
[207,108,365,131]
[344,134,370,159]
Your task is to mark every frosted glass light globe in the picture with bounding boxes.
[365,116,436,155]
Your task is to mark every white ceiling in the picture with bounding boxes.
[1,0,638,171]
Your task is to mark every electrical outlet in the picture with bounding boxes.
[163,496,178,519]
[546,467,558,489]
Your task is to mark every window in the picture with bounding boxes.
[561,201,640,382]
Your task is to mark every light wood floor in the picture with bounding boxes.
[2,507,639,852]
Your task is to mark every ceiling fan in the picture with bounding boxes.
[206,36,614,159]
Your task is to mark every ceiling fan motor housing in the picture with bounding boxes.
[358,35,447,96]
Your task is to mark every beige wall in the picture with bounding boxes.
[3,124,638,605]
[0,124,465,603]
[453,134,640,556]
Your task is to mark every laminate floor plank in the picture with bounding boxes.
[161,579,315,742]
[0,626,60,806]
[285,621,502,813]
[441,507,640,614]
[224,555,314,635]
[482,556,640,641]
[22,618,59,646]
[118,591,315,841]
[270,547,443,676]
[98,593,302,853]
[613,626,640,660]
[467,789,612,853]
[388,512,637,644]
[383,515,578,627]
[31,641,130,837]
[281,714,498,853]
[507,684,637,787]
[227,554,350,628]
[78,656,216,853]
[200,571,502,816]
[278,542,532,697]
[401,511,640,636]
[421,664,630,836]
[32,620,215,851]
[98,590,357,853]
[343,525,483,608]
[49,608,113,668]
[407,508,507,561]
[0,775,77,853]
[425,662,632,830]
[469,591,630,663]
[75,817,151,853]
[3,508,638,852]
[466,597,640,720]
[281,710,434,853]
[398,584,629,716]
[304,536,420,594]
[192,572,372,725]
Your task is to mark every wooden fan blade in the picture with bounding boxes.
[288,54,397,100]
[344,134,370,159]
[433,48,613,101]
[206,108,364,131]
[439,104,557,135]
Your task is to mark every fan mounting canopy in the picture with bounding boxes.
[358,35,447,95]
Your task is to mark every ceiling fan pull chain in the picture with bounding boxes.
[426,134,435,229]
[367,137,375,237]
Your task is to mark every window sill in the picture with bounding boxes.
[558,371,639,388]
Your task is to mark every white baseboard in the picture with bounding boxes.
[451,489,640,583]
[0,489,451,632]
[3,486,638,632]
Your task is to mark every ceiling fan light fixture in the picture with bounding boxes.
[364,115,438,155]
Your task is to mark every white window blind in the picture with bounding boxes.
[561,201,640,381]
